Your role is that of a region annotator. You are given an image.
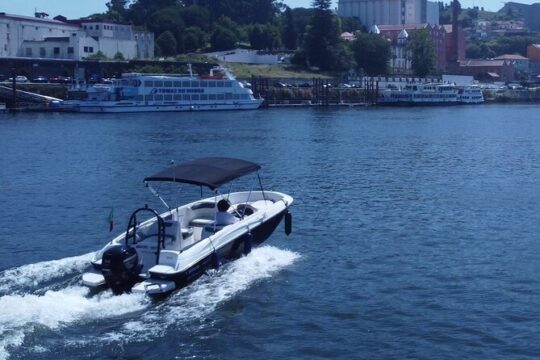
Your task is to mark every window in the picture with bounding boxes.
[173,81,181,87]
[144,95,153,101]
[182,81,190,87]
[39,47,46,57]
[154,95,163,101]
[191,94,199,101]
[200,81,208,87]
[164,94,172,101]
[53,47,60,55]
[174,94,182,100]
[164,81,172,87]
[89,47,94,53]
[144,80,153,87]
[200,94,208,100]
[25,47,32,57]
[183,94,190,101]
[154,80,163,87]
[67,47,74,54]
[208,81,216,87]
[84,46,89,52]
[96,25,99,30]
[217,81,224,87]
[191,81,199,87]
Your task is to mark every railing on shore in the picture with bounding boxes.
[250,76,379,107]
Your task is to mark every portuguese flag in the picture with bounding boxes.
[108,208,114,232]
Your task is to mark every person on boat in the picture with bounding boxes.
[215,199,238,226]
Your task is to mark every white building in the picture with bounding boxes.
[0,13,154,60]
[337,0,439,28]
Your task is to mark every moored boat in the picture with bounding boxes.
[82,157,293,297]
[60,66,263,113]
[380,83,459,106]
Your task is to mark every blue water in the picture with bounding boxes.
[1,105,540,359]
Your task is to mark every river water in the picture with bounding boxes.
[1,105,540,359]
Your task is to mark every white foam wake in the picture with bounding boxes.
[101,245,300,342]
[0,286,148,360]
[0,253,94,294]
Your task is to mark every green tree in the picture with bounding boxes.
[148,7,185,43]
[182,27,207,52]
[281,8,298,50]
[302,0,342,70]
[210,27,238,51]
[351,33,391,76]
[156,30,178,56]
[407,29,436,77]
[113,51,125,60]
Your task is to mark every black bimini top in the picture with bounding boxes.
[144,157,261,190]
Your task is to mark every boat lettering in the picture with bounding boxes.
[150,88,204,94]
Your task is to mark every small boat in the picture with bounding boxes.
[457,85,484,104]
[60,65,263,113]
[82,158,293,297]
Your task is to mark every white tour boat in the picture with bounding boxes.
[61,66,263,113]
[82,157,293,297]
[380,83,459,105]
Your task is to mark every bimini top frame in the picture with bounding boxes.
[144,157,261,191]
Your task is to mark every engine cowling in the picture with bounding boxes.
[101,245,141,295]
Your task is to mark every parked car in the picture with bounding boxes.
[50,76,72,84]
[7,76,29,83]
[32,76,49,83]
[88,73,102,83]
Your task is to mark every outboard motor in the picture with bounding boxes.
[101,245,141,295]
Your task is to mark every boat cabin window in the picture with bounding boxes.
[209,94,216,100]
[208,81,216,88]
[154,80,163,87]
[183,94,190,101]
[200,94,208,100]
[225,93,233,100]
[182,81,190,87]
[192,94,200,100]
[145,95,153,101]
[144,80,153,87]
[217,94,224,100]
[174,94,182,100]
[164,81,172,87]
[174,81,182,87]
[217,82,224,88]
[191,81,199,87]
[155,95,163,101]
[200,81,208,87]
[164,94,172,101]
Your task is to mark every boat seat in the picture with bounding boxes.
[190,218,215,227]
[158,250,178,267]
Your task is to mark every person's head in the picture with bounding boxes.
[217,199,230,212]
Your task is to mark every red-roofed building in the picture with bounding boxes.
[457,59,515,82]
[375,23,464,73]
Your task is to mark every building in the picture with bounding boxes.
[375,23,463,73]
[457,59,515,82]
[337,0,439,28]
[494,54,530,77]
[0,12,154,60]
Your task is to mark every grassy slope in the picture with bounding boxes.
[221,62,333,79]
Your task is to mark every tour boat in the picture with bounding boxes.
[380,83,484,105]
[380,83,459,105]
[457,85,484,104]
[82,157,293,296]
[61,66,263,112]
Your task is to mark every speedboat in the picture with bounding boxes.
[82,157,293,296]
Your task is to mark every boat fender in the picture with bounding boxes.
[285,211,292,236]
[243,232,252,255]
[211,251,221,270]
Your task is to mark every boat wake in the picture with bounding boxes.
[0,253,94,295]
[0,246,299,359]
